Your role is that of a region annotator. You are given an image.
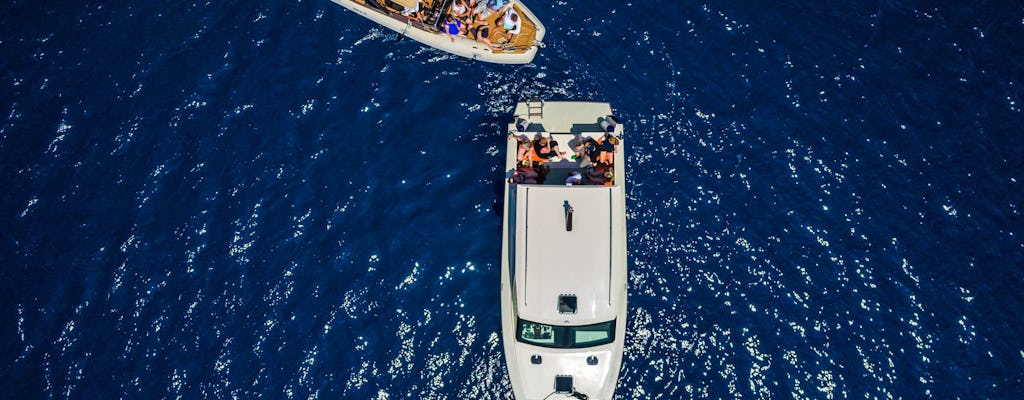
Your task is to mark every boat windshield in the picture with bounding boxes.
[516,318,615,348]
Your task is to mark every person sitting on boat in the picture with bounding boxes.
[509,160,539,184]
[442,15,465,43]
[451,0,472,22]
[599,133,620,153]
[585,166,614,185]
[533,136,567,160]
[509,132,532,160]
[595,134,620,165]
[473,24,501,50]
[476,0,513,19]
[534,162,550,184]
[400,0,423,21]
[565,171,583,185]
[460,0,482,25]
[574,137,601,166]
[501,8,521,42]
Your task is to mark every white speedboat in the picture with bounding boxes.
[500,100,628,399]
[330,0,545,64]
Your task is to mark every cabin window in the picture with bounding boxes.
[516,318,616,348]
[572,321,614,347]
[518,321,556,346]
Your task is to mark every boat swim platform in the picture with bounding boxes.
[511,101,617,134]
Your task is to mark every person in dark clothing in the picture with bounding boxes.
[533,136,567,160]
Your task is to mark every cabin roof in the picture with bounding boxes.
[514,185,625,325]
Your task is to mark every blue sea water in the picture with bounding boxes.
[2,0,1024,398]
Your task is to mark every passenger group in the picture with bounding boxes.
[441,0,522,48]
[397,0,521,48]
[509,132,619,186]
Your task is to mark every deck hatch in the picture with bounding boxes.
[558,294,577,314]
[554,375,573,393]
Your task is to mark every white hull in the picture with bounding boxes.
[329,0,545,64]
[501,101,628,400]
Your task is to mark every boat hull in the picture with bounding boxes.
[500,101,628,399]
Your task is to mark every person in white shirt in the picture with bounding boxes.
[501,8,521,41]
[565,171,583,185]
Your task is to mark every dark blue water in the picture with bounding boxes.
[3,0,1023,398]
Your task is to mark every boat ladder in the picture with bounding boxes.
[526,98,544,118]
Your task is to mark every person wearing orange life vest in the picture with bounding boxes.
[585,166,614,185]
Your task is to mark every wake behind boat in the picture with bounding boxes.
[500,100,628,399]
[330,0,545,64]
